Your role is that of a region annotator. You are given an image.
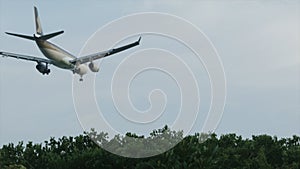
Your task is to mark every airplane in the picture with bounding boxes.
[0,7,141,81]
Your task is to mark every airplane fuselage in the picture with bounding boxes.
[36,39,76,69]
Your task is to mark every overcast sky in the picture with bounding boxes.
[0,0,299,145]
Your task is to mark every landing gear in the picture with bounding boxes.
[42,68,50,75]
[79,75,83,81]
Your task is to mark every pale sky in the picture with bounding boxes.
[0,0,299,145]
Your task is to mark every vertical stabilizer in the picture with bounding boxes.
[34,6,43,35]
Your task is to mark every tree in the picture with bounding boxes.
[1,126,299,169]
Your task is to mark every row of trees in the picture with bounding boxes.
[1,126,299,169]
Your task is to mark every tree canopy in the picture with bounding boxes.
[1,126,299,169]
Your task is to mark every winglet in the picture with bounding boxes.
[137,36,141,44]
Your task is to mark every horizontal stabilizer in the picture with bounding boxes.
[40,30,64,40]
[5,30,64,41]
[5,32,35,40]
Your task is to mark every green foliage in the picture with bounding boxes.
[0,126,299,169]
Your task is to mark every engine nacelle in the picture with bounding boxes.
[88,62,100,72]
[36,62,50,75]
[75,64,88,75]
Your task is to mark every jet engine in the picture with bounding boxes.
[75,64,88,75]
[88,62,100,72]
[36,62,50,75]
[74,64,88,81]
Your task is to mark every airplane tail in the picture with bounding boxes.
[34,6,43,36]
[5,6,64,41]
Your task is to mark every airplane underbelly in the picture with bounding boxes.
[40,48,74,69]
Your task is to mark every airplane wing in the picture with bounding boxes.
[70,37,141,64]
[0,51,52,64]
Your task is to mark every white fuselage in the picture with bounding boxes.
[36,39,76,69]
